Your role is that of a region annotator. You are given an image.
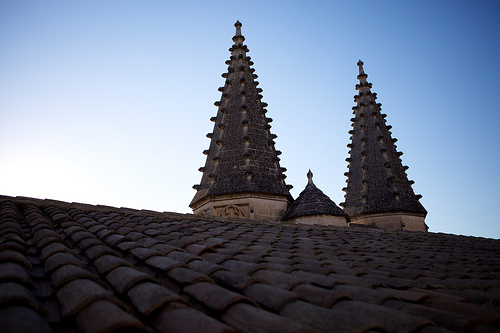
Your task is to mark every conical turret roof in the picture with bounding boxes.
[283,170,346,220]
[190,21,292,208]
[342,61,426,218]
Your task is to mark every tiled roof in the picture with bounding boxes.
[1,194,499,332]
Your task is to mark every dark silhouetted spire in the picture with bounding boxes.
[342,61,426,220]
[283,170,346,221]
[191,21,292,211]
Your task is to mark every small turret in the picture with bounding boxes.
[342,61,427,231]
[283,170,348,226]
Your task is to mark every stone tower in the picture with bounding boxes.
[342,61,427,231]
[190,21,293,220]
[283,170,348,226]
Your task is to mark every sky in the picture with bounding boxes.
[1,1,499,239]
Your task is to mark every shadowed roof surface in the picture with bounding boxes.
[1,195,499,332]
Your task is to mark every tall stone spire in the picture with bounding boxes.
[190,21,293,220]
[342,61,427,231]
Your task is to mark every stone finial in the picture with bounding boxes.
[307,169,314,185]
[357,60,365,75]
[235,20,242,36]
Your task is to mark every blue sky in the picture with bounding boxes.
[1,1,499,238]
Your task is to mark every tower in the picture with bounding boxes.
[342,61,427,231]
[283,170,348,226]
[190,21,293,220]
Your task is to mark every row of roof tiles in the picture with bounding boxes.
[0,195,499,332]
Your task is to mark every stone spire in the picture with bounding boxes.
[190,21,293,220]
[341,61,427,231]
[283,170,347,226]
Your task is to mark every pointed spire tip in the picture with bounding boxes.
[234,20,242,36]
[307,169,313,185]
[357,60,365,75]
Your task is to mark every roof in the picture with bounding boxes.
[190,21,292,208]
[283,170,347,220]
[1,194,499,332]
[342,60,427,218]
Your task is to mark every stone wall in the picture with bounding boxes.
[349,212,428,231]
[286,214,348,227]
[192,194,290,221]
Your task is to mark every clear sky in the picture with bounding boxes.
[1,1,499,239]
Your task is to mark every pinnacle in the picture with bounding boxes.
[307,169,314,185]
[343,61,426,218]
[234,21,242,36]
[191,21,292,209]
[357,59,365,74]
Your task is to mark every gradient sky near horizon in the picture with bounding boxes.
[1,1,499,239]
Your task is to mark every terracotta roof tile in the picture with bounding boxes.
[0,306,52,333]
[185,281,255,312]
[290,270,339,288]
[0,235,26,253]
[221,302,313,333]
[143,255,181,273]
[75,237,102,251]
[437,287,500,305]
[44,252,85,273]
[188,259,226,276]
[221,259,265,275]
[130,246,159,260]
[93,253,132,274]
[127,281,187,315]
[0,221,25,239]
[56,279,115,317]
[102,233,129,247]
[0,281,44,313]
[115,240,139,251]
[337,300,433,331]
[291,283,351,308]
[33,229,59,245]
[106,265,155,294]
[153,302,236,333]
[0,262,32,287]
[242,282,301,311]
[167,267,212,285]
[423,298,500,325]
[252,269,303,290]
[209,269,257,291]
[85,244,118,260]
[52,264,101,288]
[383,299,475,331]
[76,299,152,333]
[0,249,33,270]
[39,242,71,260]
